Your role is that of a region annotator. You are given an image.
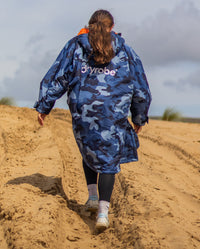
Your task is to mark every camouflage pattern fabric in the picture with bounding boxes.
[34,31,151,174]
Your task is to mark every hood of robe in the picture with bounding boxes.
[77,30,125,56]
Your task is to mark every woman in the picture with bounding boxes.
[34,9,151,231]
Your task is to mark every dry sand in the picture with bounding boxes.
[0,105,200,249]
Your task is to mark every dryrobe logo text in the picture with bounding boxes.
[81,65,117,76]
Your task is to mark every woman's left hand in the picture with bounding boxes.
[134,124,142,134]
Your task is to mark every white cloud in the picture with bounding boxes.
[146,61,200,117]
[164,67,200,89]
[123,1,200,66]
[25,34,45,47]
[0,49,56,102]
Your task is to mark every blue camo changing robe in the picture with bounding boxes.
[34,31,152,174]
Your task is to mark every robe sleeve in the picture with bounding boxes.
[34,38,76,114]
[125,45,152,126]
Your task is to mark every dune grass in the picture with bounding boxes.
[0,97,15,106]
[162,107,182,121]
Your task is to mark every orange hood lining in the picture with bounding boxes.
[78,28,89,36]
[78,28,118,36]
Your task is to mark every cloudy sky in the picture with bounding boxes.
[0,0,200,117]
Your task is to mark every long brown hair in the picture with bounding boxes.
[88,10,115,65]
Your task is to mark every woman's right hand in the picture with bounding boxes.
[38,113,47,126]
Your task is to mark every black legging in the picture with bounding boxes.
[83,160,115,202]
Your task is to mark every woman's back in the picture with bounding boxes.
[34,9,151,174]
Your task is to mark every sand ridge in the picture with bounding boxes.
[0,105,200,249]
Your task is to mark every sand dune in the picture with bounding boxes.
[0,105,199,249]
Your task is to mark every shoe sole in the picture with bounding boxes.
[85,206,98,213]
[95,223,108,232]
[95,219,109,232]
[85,199,98,213]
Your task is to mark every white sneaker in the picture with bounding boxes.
[95,213,109,231]
[85,196,98,212]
